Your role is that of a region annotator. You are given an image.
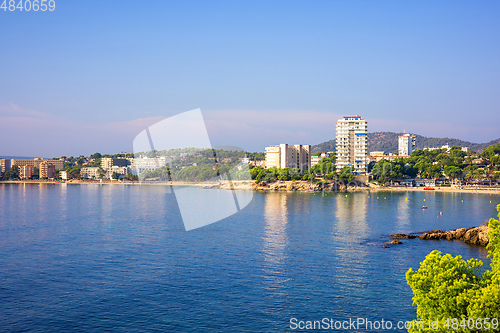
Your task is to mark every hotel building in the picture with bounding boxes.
[39,161,56,179]
[265,144,311,173]
[19,165,35,179]
[336,116,368,174]
[101,158,130,169]
[11,158,64,170]
[398,133,416,157]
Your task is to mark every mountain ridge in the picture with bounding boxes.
[312,132,500,154]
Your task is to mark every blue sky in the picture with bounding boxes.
[1,1,500,157]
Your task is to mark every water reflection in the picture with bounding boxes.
[396,195,410,229]
[335,193,369,238]
[263,193,289,267]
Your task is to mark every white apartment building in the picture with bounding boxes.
[265,144,311,173]
[106,166,128,179]
[336,116,368,174]
[131,157,170,175]
[80,167,101,179]
[60,171,68,180]
[398,133,416,157]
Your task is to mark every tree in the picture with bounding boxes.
[111,172,120,180]
[444,165,462,179]
[338,166,354,182]
[90,152,102,159]
[2,165,19,179]
[406,203,500,332]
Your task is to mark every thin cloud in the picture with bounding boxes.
[0,105,498,157]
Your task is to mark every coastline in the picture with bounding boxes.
[2,180,500,194]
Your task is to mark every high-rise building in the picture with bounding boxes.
[264,144,311,173]
[0,158,11,173]
[39,161,56,179]
[398,133,416,157]
[336,116,368,174]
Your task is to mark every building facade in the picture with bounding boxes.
[11,158,64,170]
[101,158,130,169]
[106,166,129,179]
[60,171,68,180]
[398,133,416,157]
[80,167,101,179]
[131,157,169,175]
[39,161,56,179]
[0,158,11,173]
[265,144,311,173]
[336,116,368,174]
[19,165,35,179]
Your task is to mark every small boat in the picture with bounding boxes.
[422,205,428,209]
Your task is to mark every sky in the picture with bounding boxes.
[1,0,500,157]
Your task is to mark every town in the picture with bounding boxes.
[1,115,499,188]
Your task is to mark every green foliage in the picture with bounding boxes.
[482,143,500,160]
[2,165,19,179]
[444,165,462,179]
[245,152,265,161]
[313,157,335,175]
[338,166,354,182]
[406,204,500,332]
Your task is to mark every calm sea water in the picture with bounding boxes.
[0,183,499,332]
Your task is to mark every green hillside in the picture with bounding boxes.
[312,132,500,154]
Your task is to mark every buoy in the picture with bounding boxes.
[440,212,443,215]
[424,199,426,202]
[345,195,348,197]
[405,198,408,201]
[377,197,379,199]
[384,197,386,199]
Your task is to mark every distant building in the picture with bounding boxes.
[60,171,68,180]
[0,158,11,173]
[131,157,169,175]
[12,158,64,170]
[311,152,330,167]
[39,161,55,179]
[80,167,101,179]
[101,158,130,169]
[106,166,128,179]
[249,160,266,167]
[368,151,401,163]
[424,145,468,153]
[336,116,368,174]
[398,133,416,157]
[264,144,311,172]
[19,165,35,179]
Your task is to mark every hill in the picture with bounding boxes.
[312,132,500,154]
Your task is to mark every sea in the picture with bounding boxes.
[0,183,499,332]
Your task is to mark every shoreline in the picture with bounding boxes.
[2,180,500,194]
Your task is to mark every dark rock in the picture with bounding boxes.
[388,240,403,245]
[389,234,416,239]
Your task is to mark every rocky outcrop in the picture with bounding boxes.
[252,180,369,192]
[389,225,489,247]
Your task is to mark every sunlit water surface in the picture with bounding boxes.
[0,184,499,332]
